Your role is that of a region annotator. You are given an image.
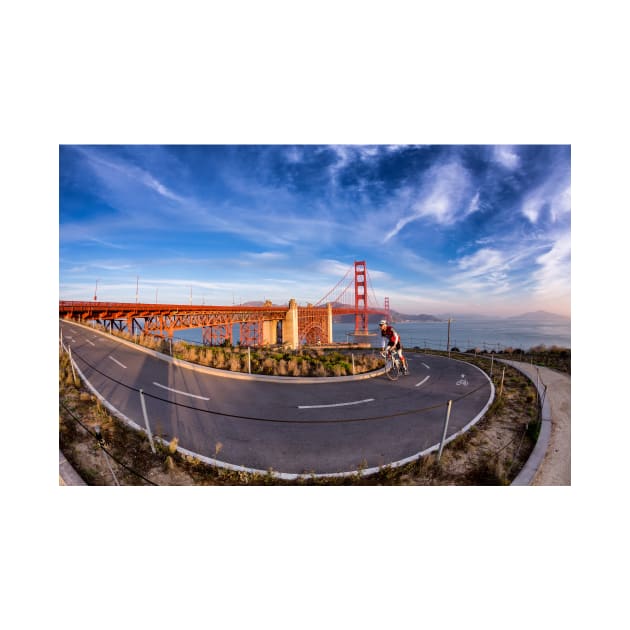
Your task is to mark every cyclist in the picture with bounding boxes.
[379,319,408,375]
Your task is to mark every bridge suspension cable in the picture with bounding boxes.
[314,266,353,306]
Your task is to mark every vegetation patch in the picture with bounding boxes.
[67,320,385,377]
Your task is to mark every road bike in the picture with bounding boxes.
[381,348,405,381]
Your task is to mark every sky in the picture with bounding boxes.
[59,144,571,317]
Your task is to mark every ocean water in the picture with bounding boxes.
[333,318,571,352]
[170,317,570,351]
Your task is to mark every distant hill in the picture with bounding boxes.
[333,309,441,324]
[389,310,442,323]
[436,312,493,321]
[506,310,570,321]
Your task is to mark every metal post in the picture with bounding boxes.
[437,400,453,462]
[68,346,77,383]
[447,318,451,357]
[95,425,120,485]
[352,353,355,375]
[248,347,251,374]
[139,389,156,454]
[490,354,494,377]
[101,447,120,485]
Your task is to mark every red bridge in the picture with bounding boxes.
[59,261,390,349]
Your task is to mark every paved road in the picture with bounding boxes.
[61,320,494,477]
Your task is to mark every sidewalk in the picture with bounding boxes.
[59,450,86,486]
[503,361,571,486]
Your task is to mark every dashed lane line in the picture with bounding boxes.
[415,376,430,387]
[153,381,210,401]
[298,398,374,409]
[108,356,127,369]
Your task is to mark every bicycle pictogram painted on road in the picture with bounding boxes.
[456,374,469,386]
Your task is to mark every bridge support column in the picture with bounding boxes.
[262,320,278,345]
[327,303,333,344]
[283,299,299,350]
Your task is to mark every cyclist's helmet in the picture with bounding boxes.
[379,320,387,326]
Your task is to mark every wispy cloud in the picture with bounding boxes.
[532,232,571,299]
[384,160,477,241]
[493,145,520,170]
[79,147,185,203]
[450,248,512,295]
[521,166,571,224]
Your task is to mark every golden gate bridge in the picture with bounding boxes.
[59,260,391,349]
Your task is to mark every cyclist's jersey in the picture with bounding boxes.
[381,325,400,347]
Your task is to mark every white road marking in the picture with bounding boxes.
[422,363,430,370]
[415,376,430,387]
[86,339,95,346]
[298,398,374,409]
[109,356,127,369]
[153,381,210,401]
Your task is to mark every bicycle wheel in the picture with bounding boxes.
[385,357,400,380]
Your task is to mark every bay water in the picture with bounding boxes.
[171,316,570,352]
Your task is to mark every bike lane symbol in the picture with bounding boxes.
[456,374,469,386]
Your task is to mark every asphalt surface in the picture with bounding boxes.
[60,320,494,477]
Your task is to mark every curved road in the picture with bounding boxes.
[61,320,494,477]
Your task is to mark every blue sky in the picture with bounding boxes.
[59,144,570,317]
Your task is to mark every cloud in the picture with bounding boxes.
[493,146,520,170]
[467,191,481,215]
[139,171,183,202]
[532,232,571,298]
[87,237,127,249]
[92,262,134,271]
[521,167,571,224]
[78,147,185,204]
[451,248,512,295]
[384,160,477,240]
[236,251,288,267]
[314,259,352,276]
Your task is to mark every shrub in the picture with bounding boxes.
[314,364,327,377]
[262,358,275,375]
[213,350,226,369]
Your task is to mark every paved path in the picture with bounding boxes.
[503,361,571,485]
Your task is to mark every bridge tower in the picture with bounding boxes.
[384,296,390,322]
[353,260,369,335]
